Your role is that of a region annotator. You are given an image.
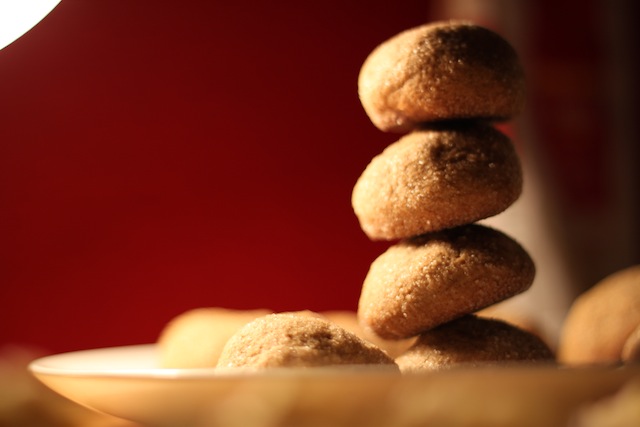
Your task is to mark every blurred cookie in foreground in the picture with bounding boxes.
[216,312,399,369]
[358,224,535,340]
[157,307,271,368]
[352,123,522,240]
[358,21,525,132]
[395,315,554,373]
[558,264,640,366]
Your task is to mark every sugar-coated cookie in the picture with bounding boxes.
[395,315,554,372]
[352,122,522,240]
[358,21,525,132]
[216,312,399,369]
[358,224,535,340]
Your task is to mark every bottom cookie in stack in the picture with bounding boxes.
[396,314,554,373]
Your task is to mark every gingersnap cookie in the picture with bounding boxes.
[216,312,399,369]
[558,264,640,365]
[358,224,535,340]
[395,315,554,372]
[157,307,271,368]
[351,122,522,240]
[358,21,525,132]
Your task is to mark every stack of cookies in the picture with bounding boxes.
[352,21,554,371]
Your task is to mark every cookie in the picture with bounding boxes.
[351,122,522,240]
[395,315,554,372]
[157,307,271,368]
[358,224,535,339]
[358,21,525,132]
[558,264,640,365]
[216,312,399,369]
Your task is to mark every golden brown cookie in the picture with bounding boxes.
[351,122,522,240]
[558,265,640,365]
[358,224,535,340]
[358,21,525,132]
[216,312,399,369]
[395,315,554,372]
[157,307,271,368]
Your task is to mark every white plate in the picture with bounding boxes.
[29,344,640,427]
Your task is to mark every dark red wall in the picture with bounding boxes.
[0,0,432,353]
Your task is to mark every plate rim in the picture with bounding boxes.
[28,343,402,380]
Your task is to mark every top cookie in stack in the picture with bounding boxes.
[352,21,553,369]
[358,21,525,134]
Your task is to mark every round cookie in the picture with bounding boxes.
[558,265,640,365]
[351,122,522,240]
[358,21,525,132]
[357,224,535,340]
[157,307,271,368]
[216,312,399,369]
[395,315,554,373]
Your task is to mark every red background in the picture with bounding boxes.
[1,0,638,354]
[1,0,433,353]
